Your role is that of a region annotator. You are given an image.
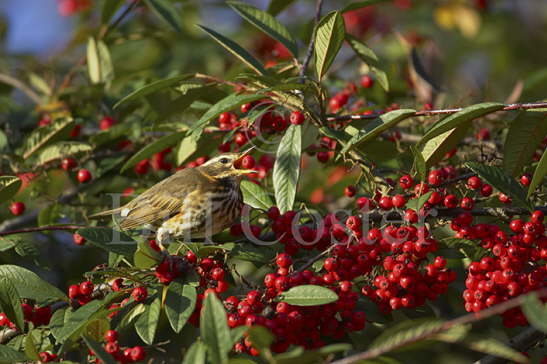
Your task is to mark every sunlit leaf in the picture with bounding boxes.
[135,296,161,345]
[165,282,196,333]
[528,148,547,198]
[273,124,301,213]
[200,293,231,364]
[241,180,274,210]
[315,11,345,79]
[87,37,114,84]
[278,285,338,306]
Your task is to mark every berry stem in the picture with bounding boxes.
[0,225,86,237]
[299,0,324,82]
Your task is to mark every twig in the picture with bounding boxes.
[299,0,324,81]
[330,288,547,364]
[477,327,545,364]
[325,101,547,122]
[0,225,86,237]
[0,73,42,104]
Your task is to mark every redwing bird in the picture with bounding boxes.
[90,148,255,245]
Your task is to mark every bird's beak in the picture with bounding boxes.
[233,146,256,174]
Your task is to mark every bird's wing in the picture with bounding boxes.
[117,168,209,230]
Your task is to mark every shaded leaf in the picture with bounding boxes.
[114,74,193,109]
[82,335,117,364]
[528,148,547,198]
[279,285,338,306]
[421,103,504,143]
[0,344,27,362]
[230,243,276,264]
[247,326,274,351]
[315,11,345,80]
[0,278,24,330]
[440,237,484,261]
[522,293,547,333]
[0,176,21,204]
[228,1,297,56]
[466,162,532,210]
[120,131,186,172]
[21,118,74,159]
[411,145,426,182]
[346,34,389,91]
[77,228,137,257]
[84,319,110,342]
[0,265,67,304]
[165,282,197,333]
[370,319,442,351]
[267,0,296,15]
[503,111,547,176]
[198,25,266,75]
[241,180,273,210]
[200,293,231,364]
[24,332,40,361]
[183,341,207,364]
[87,38,114,84]
[176,135,198,166]
[273,124,301,213]
[135,296,161,345]
[143,0,182,32]
[101,0,124,24]
[55,300,108,343]
[420,122,471,168]
[464,338,527,363]
[36,142,91,166]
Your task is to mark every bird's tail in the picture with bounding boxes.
[89,208,123,219]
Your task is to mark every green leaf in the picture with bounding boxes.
[405,191,433,212]
[21,118,75,159]
[317,343,352,354]
[503,111,547,176]
[440,237,484,261]
[0,344,27,363]
[200,293,231,364]
[183,341,207,364]
[342,0,390,12]
[230,243,276,264]
[87,37,114,84]
[341,109,416,153]
[114,74,193,109]
[528,148,547,198]
[143,0,182,32]
[346,34,389,91]
[28,73,52,97]
[76,228,137,257]
[267,0,296,15]
[84,319,110,342]
[55,300,108,343]
[165,282,197,333]
[465,162,532,210]
[521,293,547,333]
[273,124,301,214]
[24,332,40,361]
[420,122,471,168]
[134,241,162,269]
[176,135,198,166]
[464,338,527,363]
[247,326,274,351]
[114,303,145,329]
[36,142,92,166]
[314,11,345,80]
[0,265,67,304]
[370,319,442,351]
[188,93,264,140]
[198,25,266,75]
[411,146,426,182]
[0,176,21,204]
[82,335,117,364]
[240,180,273,210]
[0,130,8,152]
[228,1,297,57]
[0,278,24,330]
[230,326,248,346]
[135,296,161,345]
[120,131,186,173]
[421,103,504,144]
[279,285,338,306]
[101,0,124,24]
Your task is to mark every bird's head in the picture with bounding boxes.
[198,147,255,179]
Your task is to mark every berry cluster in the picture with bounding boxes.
[100,329,146,363]
[0,303,52,329]
[462,211,546,327]
[68,280,95,306]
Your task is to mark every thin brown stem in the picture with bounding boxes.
[0,225,85,237]
[299,0,324,81]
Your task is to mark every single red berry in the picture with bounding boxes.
[467,176,482,190]
[77,168,92,183]
[134,159,149,175]
[219,112,231,125]
[99,116,115,130]
[276,253,292,268]
[130,346,146,362]
[240,155,255,169]
[9,202,25,216]
[480,184,493,197]
[360,75,374,88]
[531,210,544,224]
[428,170,443,186]
[460,197,474,210]
[73,233,86,246]
[344,185,357,197]
[267,206,280,220]
[68,284,80,299]
[316,151,330,163]
[443,194,458,208]
[105,341,119,354]
[399,174,414,189]
[356,197,374,210]
[234,132,248,146]
[131,286,148,302]
[476,128,490,141]
[38,117,51,127]
[289,111,305,125]
[520,174,531,186]
[79,281,94,296]
[498,193,511,204]
[392,194,406,208]
[509,219,523,233]
[211,267,225,281]
[240,103,252,113]
[104,329,118,343]
[61,157,77,171]
[185,250,197,264]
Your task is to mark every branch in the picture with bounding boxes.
[326,101,547,122]
[330,288,547,364]
[299,0,324,81]
[0,225,85,237]
[476,327,545,364]
[0,73,42,104]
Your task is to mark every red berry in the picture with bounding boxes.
[509,219,523,233]
[240,155,255,169]
[134,159,149,175]
[104,329,118,343]
[480,184,493,197]
[378,196,393,210]
[73,233,86,246]
[392,194,406,208]
[443,194,458,208]
[289,111,305,125]
[79,281,94,296]
[99,116,115,130]
[498,193,511,204]
[276,253,292,268]
[531,210,544,223]
[9,202,25,216]
[130,346,146,362]
[185,250,197,264]
[131,286,148,302]
[77,168,92,183]
[360,75,374,88]
[219,112,231,125]
[61,157,77,171]
[520,174,531,186]
[356,197,374,210]
[460,197,474,210]
[211,267,225,281]
[428,170,443,186]
[399,174,414,189]
[234,132,248,146]
[105,341,119,354]
[317,151,330,163]
[467,176,482,190]
[68,284,80,299]
[267,206,280,220]
[38,117,51,127]
[344,185,356,197]
[476,128,490,140]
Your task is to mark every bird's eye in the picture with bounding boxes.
[220,158,229,164]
